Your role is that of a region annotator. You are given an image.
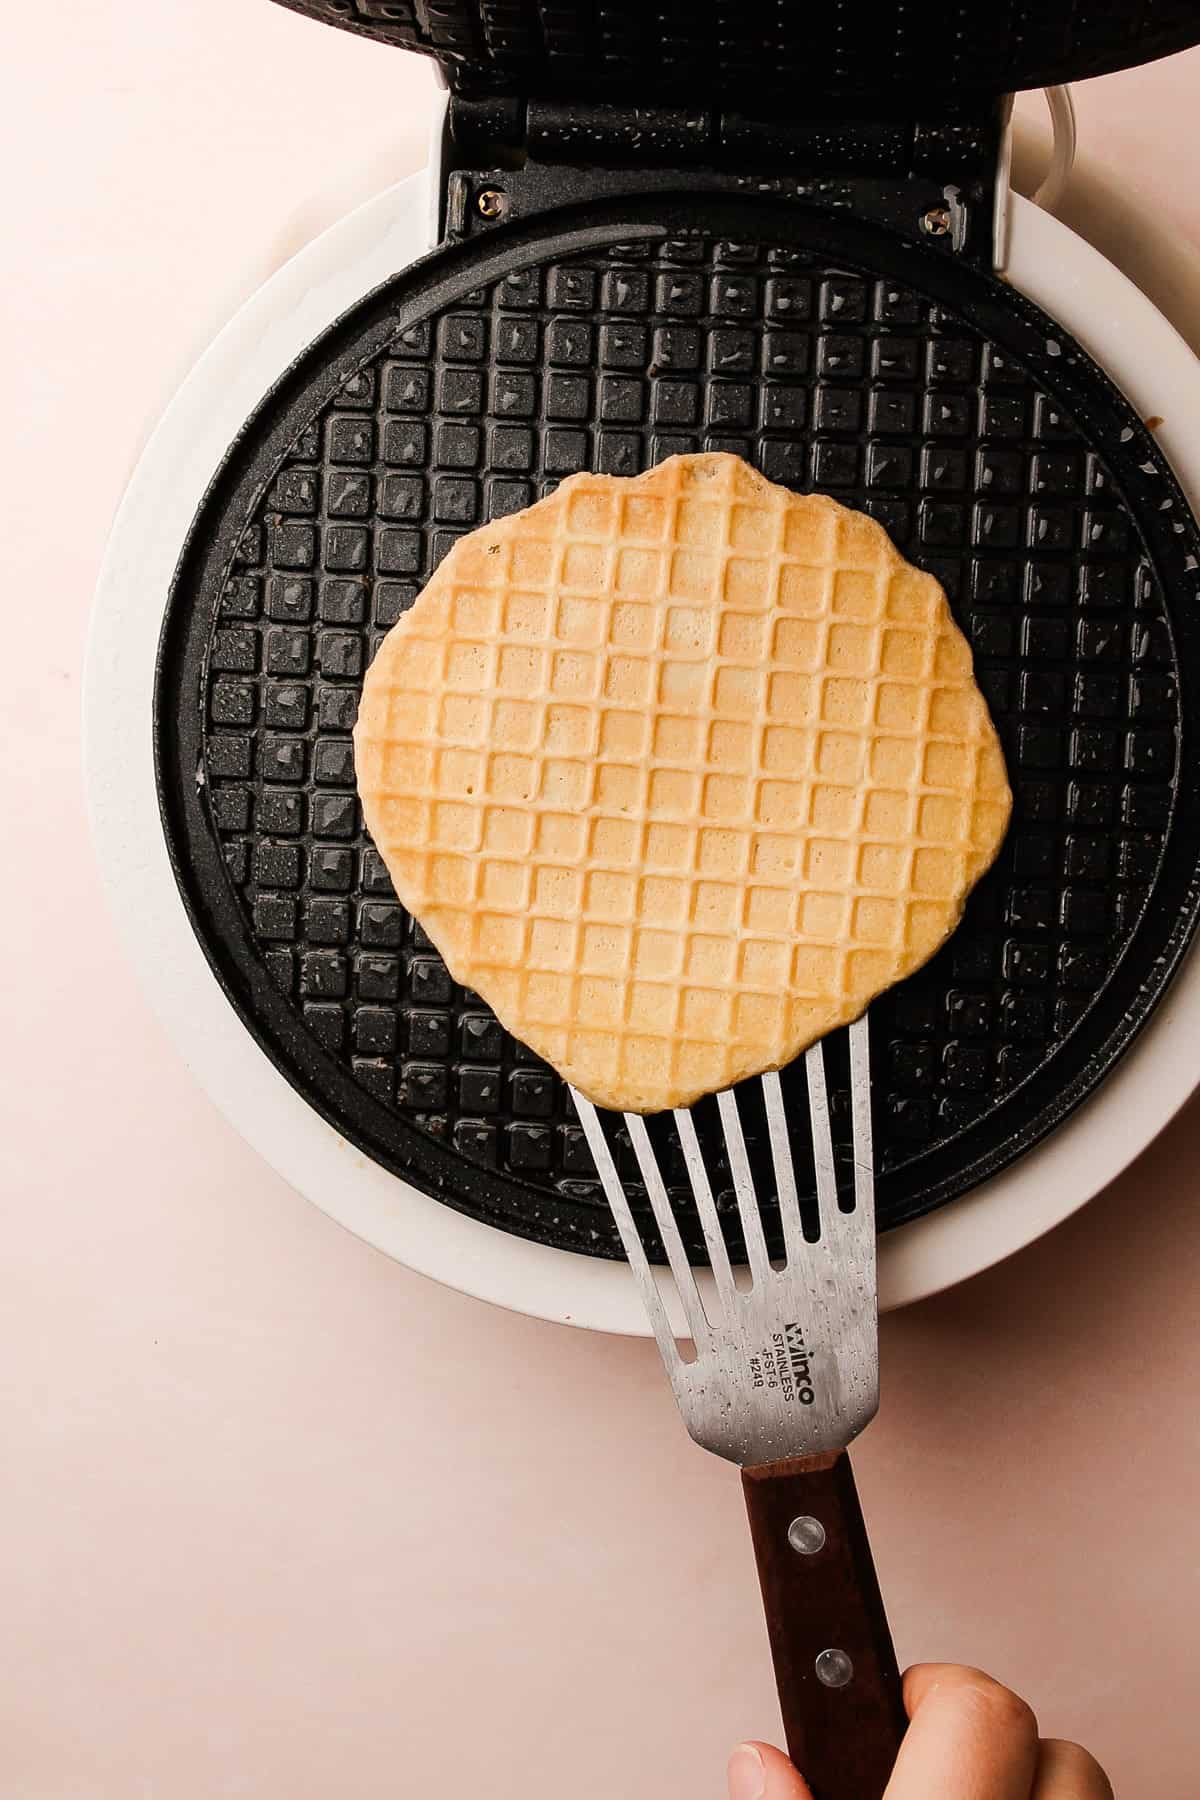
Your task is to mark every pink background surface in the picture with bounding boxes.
[4,4,1200,1793]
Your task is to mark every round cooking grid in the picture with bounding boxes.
[157,197,1200,1262]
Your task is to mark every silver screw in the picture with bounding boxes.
[815,1648,855,1689]
[921,204,952,238]
[787,1515,827,1556]
[476,187,507,221]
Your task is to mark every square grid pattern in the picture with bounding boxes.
[355,454,1009,1111]
[279,0,1200,123]
[200,232,1178,1219]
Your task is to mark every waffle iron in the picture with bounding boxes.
[88,1,1200,1327]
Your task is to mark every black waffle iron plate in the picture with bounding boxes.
[155,4,1200,1264]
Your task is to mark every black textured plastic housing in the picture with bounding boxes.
[156,195,1200,1263]
[269,0,1200,105]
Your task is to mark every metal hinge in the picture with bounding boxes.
[440,95,1004,267]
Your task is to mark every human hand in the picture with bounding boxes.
[727,1663,1113,1798]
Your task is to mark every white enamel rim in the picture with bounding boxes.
[85,177,1200,1334]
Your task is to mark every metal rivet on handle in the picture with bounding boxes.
[787,1515,827,1555]
[815,1649,854,1689]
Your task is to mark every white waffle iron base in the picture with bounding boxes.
[86,171,1200,1334]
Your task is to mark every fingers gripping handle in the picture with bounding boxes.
[742,1450,906,1800]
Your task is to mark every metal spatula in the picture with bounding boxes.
[573,1015,905,1800]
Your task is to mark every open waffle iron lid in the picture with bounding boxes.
[269,0,1200,104]
[149,0,1200,1274]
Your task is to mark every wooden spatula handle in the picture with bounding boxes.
[741,1449,906,1800]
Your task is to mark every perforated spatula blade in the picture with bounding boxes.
[573,1015,905,1800]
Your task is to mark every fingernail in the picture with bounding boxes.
[727,1743,766,1800]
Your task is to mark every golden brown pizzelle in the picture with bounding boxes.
[354,453,1011,1112]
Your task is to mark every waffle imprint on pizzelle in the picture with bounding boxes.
[353,451,1011,1113]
